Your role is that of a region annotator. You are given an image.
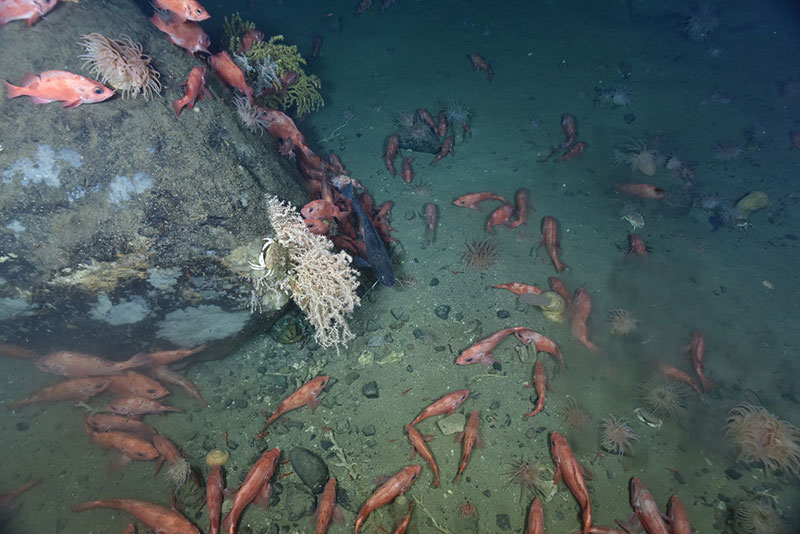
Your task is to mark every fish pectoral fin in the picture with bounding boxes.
[61,100,82,109]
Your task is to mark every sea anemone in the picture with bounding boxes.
[394,110,416,129]
[734,499,788,534]
[411,180,430,196]
[698,192,723,211]
[79,33,161,100]
[163,457,191,487]
[607,309,639,336]
[724,403,800,477]
[712,140,744,161]
[597,86,632,108]
[638,380,688,418]
[234,96,271,134]
[561,397,592,430]
[504,457,555,502]
[461,238,498,270]
[600,416,638,455]
[443,100,471,124]
[681,2,719,42]
[458,500,478,519]
[613,138,661,176]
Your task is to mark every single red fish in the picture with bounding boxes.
[512,327,565,367]
[84,423,160,462]
[548,277,572,306]
[301,199,349,221]
[627,233,647,257]
[6,377,111,408]
[261,375,329,431]
[454,410,481,484]
[539,216,565,273]
[667,495,691,534]
[508,188,531,228]
[524,362,548,417]
[456,327,518,366]
[402,156,415,183]
[4,71,114,108]
[355,465,420,534]
[630,478,670,534]
[108,396,181,416]
[152,0,210,22]
[394,503,413,534]
[151,14,210,56]
[561,113,578,148]
[0,478,41,507]
[486,203,514,234]
[492,282,543,296]
[429,136,454,166]
[615,183,666,199]
[208,51,253,102]
[417,108,437,132]
[36,350,149,378]
[681,331,713,392]
[570,287,602,353]
[558,141,587,162]
[314,476,343,534]
[221,448,280,534]
[143,344,207,366]
[424,202,437,240]
[405,424,439,488]
[551,431,592,534]
[152,365,208,405]
[0,342,38,360]
[409,389,469,426]
[0,0,57,27]
[108,371,169,399]
[85,414,157,441]
[525,499,544,534]
[453,192,509,210]
[207,465,223,534]
[468,53,494,82]
[172,66,210,117]
[658,364,701,395]
[73,499,199,534]
[385,133,399,176]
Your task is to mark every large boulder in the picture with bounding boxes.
[0,1,305,355]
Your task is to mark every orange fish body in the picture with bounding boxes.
[0,342,38,359]
[402,156,415,183]
[0,0,56,26]
[152,0,210,21]
[301,199,348,221]
[207,465,224,534]
[355,465,420,534]
[0,478,41,507]
[570,288,601,352]
[6,377,111,408]
[262,375,329,430]
[437,112,448,137]
[548,277,572,306]
[456,327,518,366]
[491,282,543,296]
[151,14,210,55]
[144,344,207,366]
[561,113,577,147]
[558,141,587,161]
[453,192,509,210]
[486,203,513,234]
[551,431,592,534]
[172,66,209,117]
[84,425,160,462]
[667,495,691,534]
[540,216,565,273]
[658,364,701,395]
[73,499,199,534]
[221,448,280,534]
[424,202,437,239]
[630,478,670,534]
[525,499,544,534]
[417,108,437,132]
[508,188,530,228]
[305,217,330,235]
[524,362,547,417]
[406,424,439,488]
[394,504,413,534]
[109,396,181,416]
[35,350,148,378]
[627,233,647,257]
[209,51,253,102]
[314,477,340,534]
[430,136,454,166]
[410,389,469,426]
[108,371,170,399]
[4,70,114,108]
[454,410,480,484]
[468,53,494,82]
[686,331,713,392]
[152,365,208,405]
[385,134,399,176]
[511,327,565,367]
[615,183,666,199]
[152,434,182,463]
[85,413,157,441]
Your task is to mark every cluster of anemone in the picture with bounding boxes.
[442,100,471,124]
[234,96,271,134]
[613,138,662,176]
[461,238,499,270]
[600,416,638,455]
[724,403,800,477]
[79,33,161,100]
[607,309,638,336]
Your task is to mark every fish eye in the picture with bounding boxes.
[93,87,104,94]
[196,9,203,14]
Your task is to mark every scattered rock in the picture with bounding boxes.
[16,421,29,431]
[362,424,376,436]
[496,513,511,531]
[362,381,379,398]
[434,304,450,319]
[344,371,359,385]
[282,482,317,521]
[412,328,424,339]
[437,413,466,435]
[430,278,439,286]
[365,319,381,332]
[623,113,635,124]
[391,309,409,322]
[724,467,742,480]
[288,448,329,494]
[496,309,510,319]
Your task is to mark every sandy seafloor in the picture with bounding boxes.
[2,0,800,533]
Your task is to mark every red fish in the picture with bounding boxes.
[354,0,372,16]
[355,465,420,534]
[486,203,514,234]
[0,342,38,359]
[152,0,210,22]
[561,113,577,148]
[539,216,565,273]
[301,199,348,221]
[525,499,544,534]
[615,183,666,199]
[658,364,701,395]
[508,188,530,228]
[424,202,437,240]
[36,351,148,378]
[468,53,494,82]
[172,66,209,117]
[152,366,208,405]
[73,499,199,534]
[454,410,481,484]
[429,136,454,166]
[456,327,518,366]
[385,133,399,176]
[238,29,264,53]
[491,282,543,296]
[84,424,160,462]
[207,465,224,534]
[551,431,592,534]
[0,478,41,507]
[0,0,56,27]
[6,377,111,408]
[524,362,548,417]
[261,375,329,431]
[151,14,210,56]
[405,424,439,488]
[109,396,181,416]
[394,503,413,534]
[682,331,713,392]
[143,344,207,366]
[548,277,572,306]
[570,287,601,353]
[417,108,437,133]
[85,414,157,441]
[208,51,253,102]
[402,156,415,183]
[453,192,509,210]
[314,476,342,534]
[437,111,448,137]
[221,448,281,534]
[558,141,587,162]
[410,389,469,426]
[305,217,330,235]
[512,327,565,367]
[667,495,691,534]
[4,71,114,108]
[108,371,169,399]
[630,478,670,534]
[627,233,647,257]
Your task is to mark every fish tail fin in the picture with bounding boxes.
[3,80,23,99]
[172,99,184,117]
[72,500,105,513]
[124,351,151,369]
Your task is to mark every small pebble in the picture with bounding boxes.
[361,381,379,398]
[724,467,742,480]
[16,421,29,431]
[362,424,376,436]
[434,304,450,319]
[496,513,511,531]
[430,278,439,286]
[623,113,635,124]
[496,309,510,319]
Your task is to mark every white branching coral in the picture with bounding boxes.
[251,195,360,349]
